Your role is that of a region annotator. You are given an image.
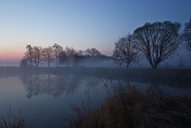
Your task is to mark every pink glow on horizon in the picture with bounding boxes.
[0,48,112,62]
[0,52,23,61]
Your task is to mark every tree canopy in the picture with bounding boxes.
[133,21,181,69]
[183,19,191,51]
[85,48,102,56]
[113,34,139,68]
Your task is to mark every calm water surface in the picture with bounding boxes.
[0,74,190,128]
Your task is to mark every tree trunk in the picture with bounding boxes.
[48,62,50,68]
[152,63,158,69]
[126,63,130,68]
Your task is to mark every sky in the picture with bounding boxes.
[0,0,191,62]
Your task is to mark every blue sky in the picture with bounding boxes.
[0,0,191,60]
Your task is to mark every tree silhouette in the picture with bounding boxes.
[85,48,102,56]
[73,52,86,67]
[42,46,55,67]
[58,51,66,67]
[113,34,139,68]
[25,45,33,66]
[56,47,76,67]
[20,74,82,98]
[183,19,191,51]
[65,47,76,67]
[133,21,181,69]
[33,46,43,67]
[52,43,63,67]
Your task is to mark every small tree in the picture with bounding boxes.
[183,19,191,51]
[58,51,66,67]
[52,43,63,67]
[57,47,76,67]
[65,47,76,67]
[113,35,139,68]
[25,45,33,66]
[42,46,55,67]
[85,48,102,56]
[133,21,181,69]
[33,46,43,67]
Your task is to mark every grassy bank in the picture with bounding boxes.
[71,87,191,128]
[20,67,191,88]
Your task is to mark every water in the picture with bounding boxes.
[0,73,191,128]
[0,74,110,128]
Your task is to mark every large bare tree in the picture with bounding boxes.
[113,34,139,68]
[183,19,191,51]
[133,21,181,69]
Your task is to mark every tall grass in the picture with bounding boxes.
[71,85,191,128]
[1,117,30,128]
[0,107,30,128]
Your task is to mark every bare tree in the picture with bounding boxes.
[133,21,181,69]
[56,47,76,67]
[65,47,76,67]
[113,34,139,68]
[183,19,191,51]
[33,46,43,67]
[85,48,102,56]
[25,45,33,66]
[42,46,54,67]
[58,51,66,67]
[52,43,63,67]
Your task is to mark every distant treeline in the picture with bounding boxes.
[21,19,191,69]
[20,44,111,68]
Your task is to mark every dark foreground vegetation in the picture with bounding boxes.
[71,87,191,128]
[0,117,30,128]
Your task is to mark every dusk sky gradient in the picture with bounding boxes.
[0,0,191,61]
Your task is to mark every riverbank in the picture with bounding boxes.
[1,78,191,128]
[0,67,191,88]
[71,86,191,128]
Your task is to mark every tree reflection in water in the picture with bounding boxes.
[19,71,189,99]
[20,73,84,98]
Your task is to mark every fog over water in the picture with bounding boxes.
[0,45,190,128]
[0,64,191,128]
[1,55,191,68]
